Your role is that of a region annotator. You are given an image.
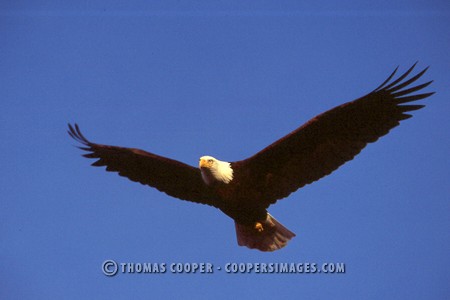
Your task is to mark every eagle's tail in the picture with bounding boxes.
[234,213,296,252]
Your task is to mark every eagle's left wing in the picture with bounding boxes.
[233,63,434,209]
[68,124,217,207]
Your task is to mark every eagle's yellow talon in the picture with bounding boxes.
[255,222,264,232]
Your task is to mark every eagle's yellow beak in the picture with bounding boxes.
[199,158,208,168]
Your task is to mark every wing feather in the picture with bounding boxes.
[234,64,434,208]
[68,124,216,206]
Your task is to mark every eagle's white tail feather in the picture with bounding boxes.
[235,214,296,252]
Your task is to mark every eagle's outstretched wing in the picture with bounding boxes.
[234,63,434,208]
[68,124,217,206]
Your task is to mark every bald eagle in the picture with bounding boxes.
[68,63,433,252]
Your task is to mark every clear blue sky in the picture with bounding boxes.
[1,1,449,299]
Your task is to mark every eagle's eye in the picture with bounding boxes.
[208,159,213,163]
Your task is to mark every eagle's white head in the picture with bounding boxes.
[199,156,234,185]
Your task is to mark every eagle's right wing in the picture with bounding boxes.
[68,124,217,207]
[234,63,433,209]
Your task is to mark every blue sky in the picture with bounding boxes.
[1,1,449,299]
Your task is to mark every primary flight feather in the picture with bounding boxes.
[68,63,433,252]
